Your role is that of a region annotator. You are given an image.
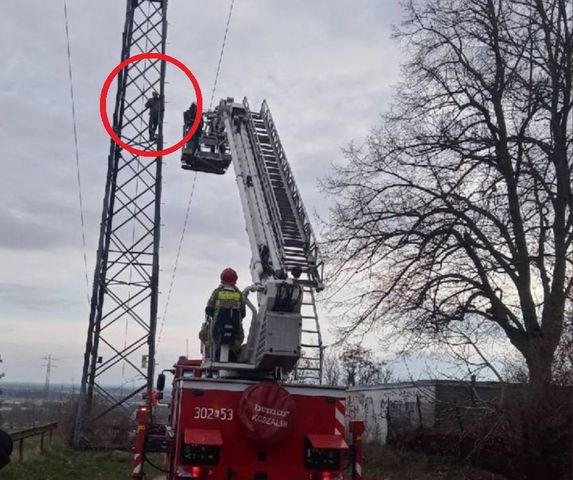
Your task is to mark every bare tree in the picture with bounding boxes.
[504,313,573,385]
[322,351,343,387]
[552,309,573,385]
[322,346,395,387]
[324,0,571,473]
[340,344,395,387]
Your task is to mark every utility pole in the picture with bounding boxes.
[41,355,58,398]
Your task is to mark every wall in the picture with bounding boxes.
[347,383,436,444]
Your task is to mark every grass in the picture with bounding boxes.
[2,441,507,480]
[362,445,508,480]
[1,444,133,480]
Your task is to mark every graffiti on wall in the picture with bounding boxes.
[347,384,436,445]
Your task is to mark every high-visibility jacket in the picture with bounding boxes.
[205,284,246,351]
[206,284,246,318]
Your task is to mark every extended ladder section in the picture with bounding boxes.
[245,100,324,290]
[242,100,324,382]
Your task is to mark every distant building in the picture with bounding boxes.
[347,380,502,444]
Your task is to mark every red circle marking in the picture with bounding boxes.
[99,52,203,158]
[238,383,296,447]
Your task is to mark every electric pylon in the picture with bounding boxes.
[42,354,59,397]
[73,0,168,447]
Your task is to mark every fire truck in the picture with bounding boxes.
[131,98,365,480]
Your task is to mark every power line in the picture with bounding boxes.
[208,0,236,110]
[64,0,90,306]
[156,172,198,350]
[157,0,237,351]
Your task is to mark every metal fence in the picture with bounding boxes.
[10,422,58,461]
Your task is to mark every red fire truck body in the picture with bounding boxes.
[165,359,348,480]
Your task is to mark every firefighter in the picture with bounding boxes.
[183,102,204,157]
[204,267,246,362]
[145,91,162,141]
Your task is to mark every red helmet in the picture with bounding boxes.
[220,267,238,284]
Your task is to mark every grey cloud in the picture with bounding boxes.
[0,282,83,311]
[0,0,406,381]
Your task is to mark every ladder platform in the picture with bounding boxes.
[181,150,232,175]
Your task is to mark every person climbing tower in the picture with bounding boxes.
[145,91,162,141]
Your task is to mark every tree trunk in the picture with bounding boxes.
[521,344,566,479]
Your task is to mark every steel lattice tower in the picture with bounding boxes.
[74,0,168,447]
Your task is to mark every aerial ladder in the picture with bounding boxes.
[181,97,325,383]
[130,99,367,480]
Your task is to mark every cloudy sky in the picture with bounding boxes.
[0,0,406,386]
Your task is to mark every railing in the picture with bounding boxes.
[10,422,58,461]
